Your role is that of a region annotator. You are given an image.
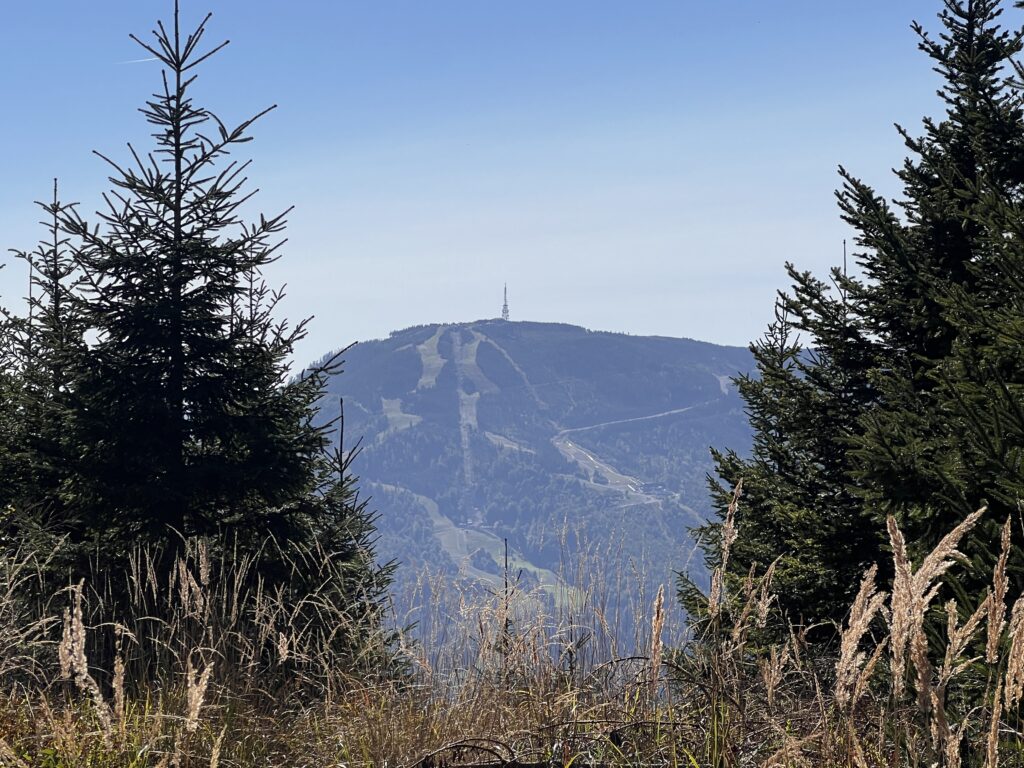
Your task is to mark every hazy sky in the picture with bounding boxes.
[0,1,956,365]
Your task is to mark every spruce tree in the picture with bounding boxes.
[927,121,1024,592]
[695,0,1024,629]
[60,9,304,545]
[847,0,1024,596]
[9,4,396,635]
[0,293,23,517]
[688,268,880,634]
[0,185,82,525]
[8,184,85,516]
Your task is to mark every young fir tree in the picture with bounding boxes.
[0,279,33,518]
[0,280,22,518]
[0,185,83,527]
[43,5,394,622]
[931,192,1024,593]
[925,72,1024,594]
[12,185,85,510]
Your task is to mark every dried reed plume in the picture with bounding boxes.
[988,516,1012,664]
[57,579,113,737]
[184,656,214,733]
[649,584,665,700]
[835,563,888,710]
[1003,590,1024,708]
[730,557,778,646]
[708,478,742,618]
[759,640,790,710]
[986,679,1003,768]
[887,507,984,702]
[930,597,987,758]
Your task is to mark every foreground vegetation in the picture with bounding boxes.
[0,499,1022,766]
[4,0,1024,764]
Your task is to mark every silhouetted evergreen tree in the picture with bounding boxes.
[925,125,1024,593]
[0,186,83,531]
[54,10,314,550]
[10,185,85,515]
[0,295,23,517]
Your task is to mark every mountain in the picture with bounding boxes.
[317,320,754,615]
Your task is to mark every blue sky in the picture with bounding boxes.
[0,1,957,364]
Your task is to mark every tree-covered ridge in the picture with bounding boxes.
[316,319,753,608]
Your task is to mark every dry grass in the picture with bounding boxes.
[2,501,1024,766]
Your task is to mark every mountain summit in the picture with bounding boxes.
[318,320,754,599]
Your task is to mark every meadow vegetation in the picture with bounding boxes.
[2,491,1024,765]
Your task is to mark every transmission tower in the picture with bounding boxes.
[501,283,510,321]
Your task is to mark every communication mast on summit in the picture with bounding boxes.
[501,284,510,321]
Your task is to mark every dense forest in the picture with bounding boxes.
[3,1,1024,765]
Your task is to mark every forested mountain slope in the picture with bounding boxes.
[318,320,754,600]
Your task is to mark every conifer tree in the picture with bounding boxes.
[925,124,1024,592]
[8,184,85,514]
[0,289,22,517]
[688,268,880,633]
[20,4,396,631]
[60,10,296,544]
[695,0,1024,628]
[847,0,1024,594]
[0,186,82,526]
